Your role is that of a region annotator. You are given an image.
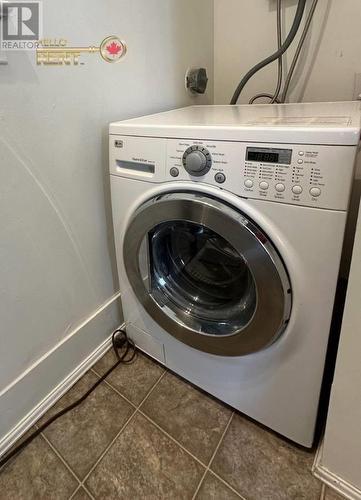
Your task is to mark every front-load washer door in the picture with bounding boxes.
[124,192,291,357]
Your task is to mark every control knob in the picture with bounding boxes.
[182,146,212,177]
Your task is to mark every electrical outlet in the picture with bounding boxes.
[353,73,361,100]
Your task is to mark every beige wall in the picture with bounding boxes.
[214,0,361,105]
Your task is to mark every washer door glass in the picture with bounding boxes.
[150,221,256,336]
[124,192,291,357]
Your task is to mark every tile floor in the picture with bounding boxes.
[0,349,346,500]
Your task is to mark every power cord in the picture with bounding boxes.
[0,329,137,470]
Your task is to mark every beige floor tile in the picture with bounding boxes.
[93,350,164,405]
[196,472,241,499]
[0,434,78,500]
[141,371,232,464]
[211,413,322,500]
[85,413,204,499]
[39,370,134,479]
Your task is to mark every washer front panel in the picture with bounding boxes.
[123,192,291,357]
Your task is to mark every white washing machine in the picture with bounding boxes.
[109,102,361,447]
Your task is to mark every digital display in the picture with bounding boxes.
[248,151,279,163]
[246,147,292,165]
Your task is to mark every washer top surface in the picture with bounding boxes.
[110,102,361,145]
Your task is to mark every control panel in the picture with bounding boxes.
[166,139,355,210]
[110,135,356,211]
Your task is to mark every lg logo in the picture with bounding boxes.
[1,1,42,48]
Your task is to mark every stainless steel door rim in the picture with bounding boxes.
[124,192,291,357]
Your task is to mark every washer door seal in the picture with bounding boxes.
[123,192,291,357]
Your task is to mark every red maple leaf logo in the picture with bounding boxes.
[106,41,122,55]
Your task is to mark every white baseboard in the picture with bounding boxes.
[0,294,123,458]
[313,441,361,500]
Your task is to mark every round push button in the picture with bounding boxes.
[215,173,226,184]
[259,181,269,190]
[244,179,254,188]
[298,151,305,156]
[170,167,179,178]
[292,185,303,195]
[297,159,304,165]
[310,187,321,197]
[275,183,286,193]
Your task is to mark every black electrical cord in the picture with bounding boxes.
[0,329,137,469]
[230,0,307,105]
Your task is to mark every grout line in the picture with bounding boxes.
[208,412,234,471]
[138,410,208,469]
[99,378,137,409]
[191,411,236,500]
[80,370,167,489]
[205,411,248,500]
[136,370,167,407]
[82,484,96,500]
[210,470,248,500]
[91,367,107,379]
[40,432,81,486]
[81,410,138,487]
[91,361,166,410]
[68,484,96,500]
[68,485,81,500]
[191,469,207,500]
